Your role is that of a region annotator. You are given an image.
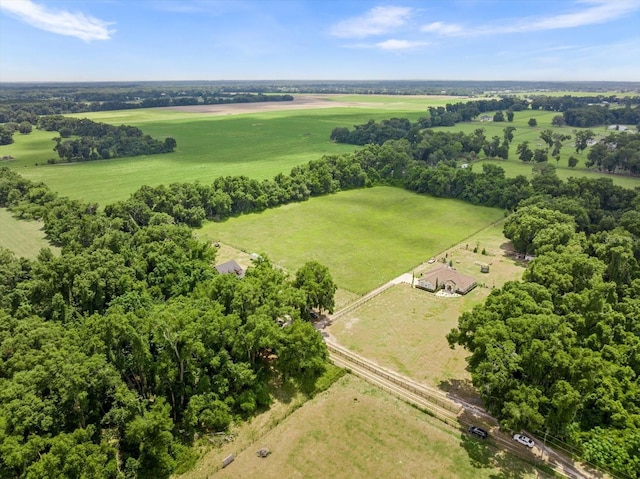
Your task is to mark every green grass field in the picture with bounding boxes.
[0,106,430,206]
[0,208,59,259]
[181,375,550,479]
[1,96,638,207]
[197,186,503,295]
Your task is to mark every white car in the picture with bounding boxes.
[513,433,535,448]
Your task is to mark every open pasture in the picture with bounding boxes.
[2,94,637,208]
[0,208,59,259]
[182,375,549,479]
[197,186,503,295]
[1,99,439,206]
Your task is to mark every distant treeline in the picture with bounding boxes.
[3,80,639,99]
[332,97,640,148]
[331,98,527,145]
[0,93,293,123]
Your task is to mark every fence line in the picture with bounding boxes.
[327,342,461,414]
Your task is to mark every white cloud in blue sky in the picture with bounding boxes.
[421,0,640,37]
[329,6,414,38]
[0,0,639,82]
[0,0,114,41]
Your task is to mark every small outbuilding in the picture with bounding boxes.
[215,260,245,278]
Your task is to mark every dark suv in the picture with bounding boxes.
[468,426,488,439]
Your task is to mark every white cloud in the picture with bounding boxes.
[422,0,640,37]
[330,6,413,38]
[0,0,114,41]
[514,0,639,32]
[376,39,429,50]
[421,21,462,35]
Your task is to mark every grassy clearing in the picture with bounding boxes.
[181,374,550,479]
[196,187,503,295]
[0,208,59,259]
[328,220,524,394]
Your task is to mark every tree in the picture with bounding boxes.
[503,126,516,144]
[551,115,566,127]
[533,148,548,163]
[294,261,337,316]
[0,125,13,145]
[506,111,514,122]
[517,141,533,162]
[540,129,554,149]
[568,156,579,168]
[124,399,176,478]
[528,118,537,127]
[493,111,505,122]
[574,129,595,153]
[18,121,33,134]
[330,127,350,143]
[503,205,576,254]
[163,137,177,151]
[551,133,571,157]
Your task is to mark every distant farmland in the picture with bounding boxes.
[0,95,439,206]
[1,94,637,207]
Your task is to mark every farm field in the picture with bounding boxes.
[0,95,446,206]
[0,208,59,259]
[181,374,550,479]
[328,220,524,394]
[197,186,504,295]
[2,94,637,207]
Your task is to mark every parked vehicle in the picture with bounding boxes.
[513,433,534,448]
[468,426,488,439]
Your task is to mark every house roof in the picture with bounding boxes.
[420,264,476,292]
[215,260,245,278]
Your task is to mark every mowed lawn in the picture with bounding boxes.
[0,208,59,259]
[183,375,550,479]
[197,187,503,295]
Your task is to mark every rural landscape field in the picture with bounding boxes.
[2,1,640,478]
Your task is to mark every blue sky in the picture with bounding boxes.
[1,0,639,82]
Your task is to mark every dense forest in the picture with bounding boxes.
[0,166,335,478]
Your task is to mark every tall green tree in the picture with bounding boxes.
[294,261,337,316]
